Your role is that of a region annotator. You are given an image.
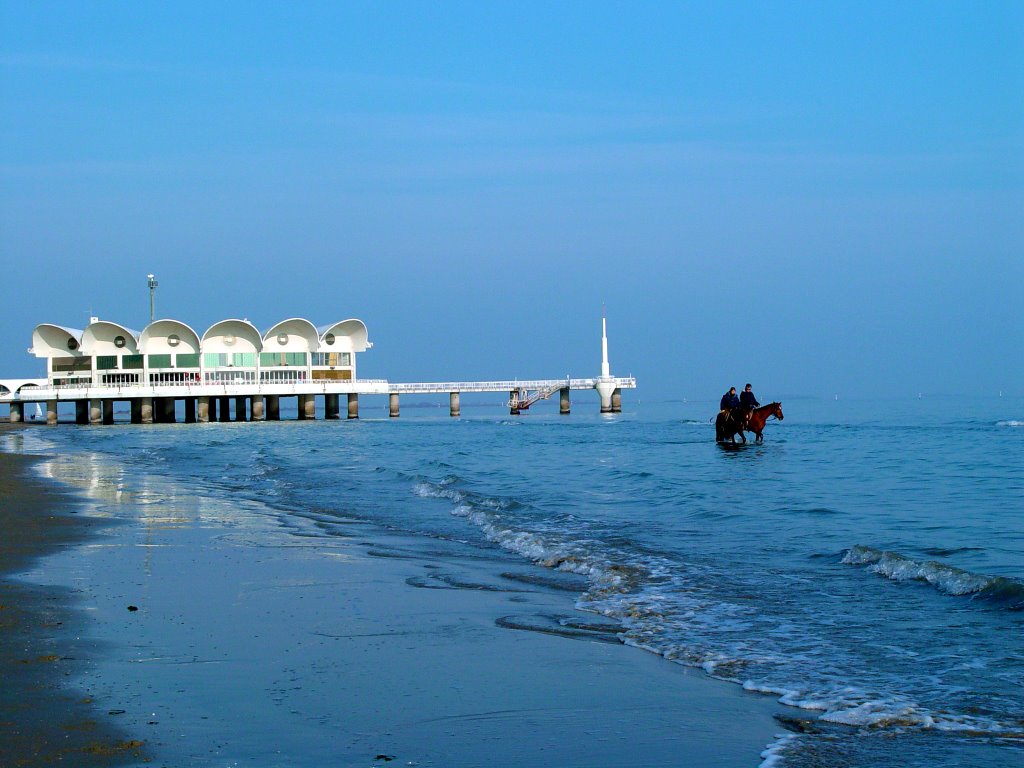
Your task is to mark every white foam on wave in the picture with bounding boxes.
[759,734,799,768]
[996,420,1023,427]
[842,545,1014,599]
[411,476,1024,741]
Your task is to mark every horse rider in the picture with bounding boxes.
[740,384,760,409]
[739,384,759,428]
[720,387,740,413]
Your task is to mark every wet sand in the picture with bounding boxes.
[4,428,788,767]
[0,427,147,766]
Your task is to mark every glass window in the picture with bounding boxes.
[122,355,144,370]
[232,352,256,367]
[95,355,118,370]
[52,356,91,373]
[176,353,200,368]
[204,352,228,368]
[311,352,351,367]
[260,352,306,367]
[148,354,173,369]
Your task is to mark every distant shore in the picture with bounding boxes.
[0,427,147,766]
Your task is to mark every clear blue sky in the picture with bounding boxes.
[2,1,1021,399]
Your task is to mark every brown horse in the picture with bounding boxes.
[744,402,784,442]
[715,407,752,443]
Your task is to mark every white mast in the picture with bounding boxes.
[600,309,611,379]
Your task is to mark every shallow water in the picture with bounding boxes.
[7,395,1023,766]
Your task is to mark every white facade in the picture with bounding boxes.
[28,317,372,388]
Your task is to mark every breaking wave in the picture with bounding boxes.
[843,545,1024,610]
[996,420,1023,427]
[410,476,1024,741]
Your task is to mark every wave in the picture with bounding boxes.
[996,420,1023,427]
[405,475,1024,742]
[842,545,1024,610]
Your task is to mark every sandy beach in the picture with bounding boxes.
[1,426,788,767]
[0,425,146,766]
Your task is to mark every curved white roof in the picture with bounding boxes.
[201,319,264,355]
[318,319,370,352]
[263,318,320,353]
[140,319,202,355]
[28,317,371,361]
[81,321,140,355]
[31,324,85,357]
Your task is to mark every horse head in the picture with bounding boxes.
[771,402,784,421]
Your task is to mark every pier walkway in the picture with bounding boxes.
[0,376,637,424]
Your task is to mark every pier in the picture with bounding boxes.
[0,375,636,425]
[0,313,635,424]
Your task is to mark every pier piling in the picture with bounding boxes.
[449,392,460,418]
[325,393,341,420]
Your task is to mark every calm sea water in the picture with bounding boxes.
[11,396,1024,766]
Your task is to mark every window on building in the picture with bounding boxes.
[148,354,173,369]
[311,369,352,381]
[311,352,351,367]
[95,355,118,370]
[101,373,140,385]
[260,370,308,382]
[260,352,307,367]
[52,357,91,373]
[204,371,257,383]
[150,372,200,384]
[123,355,144,370]
[176,353,200,368]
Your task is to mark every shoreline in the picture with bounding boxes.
[3,424,789,766]
[0,427,148,766]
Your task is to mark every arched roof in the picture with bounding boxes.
[201,319,263,355]
[140,319,202,355]
[31,324,84,357]
[263,318,320,353]
[81,321,140,355]
[317,319,370,352]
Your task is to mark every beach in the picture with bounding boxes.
[0,422,788,767]
[0,425,145,766]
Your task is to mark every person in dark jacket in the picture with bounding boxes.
[720,387,740,412]
[740,384,760,409]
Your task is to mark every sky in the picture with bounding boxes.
[1,1,1021,400]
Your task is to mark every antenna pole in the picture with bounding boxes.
[147,274,158,323]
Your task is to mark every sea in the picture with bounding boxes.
[6,395,1023,767]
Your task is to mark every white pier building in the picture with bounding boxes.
[1,315,635,424]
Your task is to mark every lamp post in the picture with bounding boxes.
[147,274,158,323]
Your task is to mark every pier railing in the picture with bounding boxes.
[391,377,636,394]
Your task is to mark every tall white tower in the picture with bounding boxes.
[600,311,611,380]
[595,309,618,412]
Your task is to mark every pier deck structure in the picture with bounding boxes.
[1,312,634,424]
[0,376,636,423]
